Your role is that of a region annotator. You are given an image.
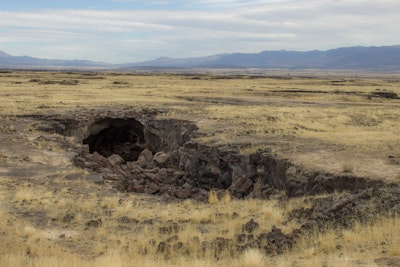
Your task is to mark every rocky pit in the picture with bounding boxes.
[45,108,387,202]
[28,108,400,257]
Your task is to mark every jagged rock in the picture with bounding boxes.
[285,166,306,197]
[216,171,232,188]
[205,237,234,258]
[126,161,138,169]
[375,257,400,267]
[131,183,145,193]
[372,91,399,99]
[190,188,208,202]
[231,165,245,180]
[249,152,262,164]
[139,148,153,162]
[85,218,102,228]
[153,151,171,168]
[68,109,392,202]
[107,154,125,166]
[236,234,254,244]
[208,165,221,176]
[230,176,253,195]
[63,213,75,223]
[159,222,180,234]
[183,141,198,150]
[112,165,128,177]
[98,167,113,174]
[146,182,160,194]
[90,152,110,168]
[143,172,157,183]
[257,226,293,254]
[174,187,192,199]
[154,168,168,182]
[245,164,258,179]
[137,150,154,168]
[81,144,90,158]
[157,242,171,254]
[74,157,86,168]
[242,218,259,233]
[117,216,139,224]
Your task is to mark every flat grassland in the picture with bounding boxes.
[0,71,399,266]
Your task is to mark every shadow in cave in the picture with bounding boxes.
[83,118,146,162]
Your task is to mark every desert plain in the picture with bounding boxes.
[0,70,400,266]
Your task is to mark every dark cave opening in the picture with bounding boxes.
[83,118,146,162]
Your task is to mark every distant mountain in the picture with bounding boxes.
[2,45,400,70]
[125,45,400,70]
[0,51,109,69]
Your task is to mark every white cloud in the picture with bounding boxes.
[1,0,400,62]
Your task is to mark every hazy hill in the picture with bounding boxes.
[0,51,109,69]
[1,45,400,70]
[126,45,400,70]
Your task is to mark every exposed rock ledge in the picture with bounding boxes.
[30,107,389,201]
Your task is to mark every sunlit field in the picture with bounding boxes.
[0,70,399,266]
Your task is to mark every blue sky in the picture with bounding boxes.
[1,0,399,63]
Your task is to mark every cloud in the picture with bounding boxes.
[0,0,399,63]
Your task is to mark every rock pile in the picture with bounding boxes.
[75,145,209,201]
[75,132,388,202]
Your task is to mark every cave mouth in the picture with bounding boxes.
[83,118,146,162]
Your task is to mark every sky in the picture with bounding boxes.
[0,0,399,63]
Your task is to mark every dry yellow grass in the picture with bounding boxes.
[0,173,304,267]
[1,71,399,179]
[1,71,400,266]
[1,176,400,267]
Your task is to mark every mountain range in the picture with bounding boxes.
[1,45,400,70]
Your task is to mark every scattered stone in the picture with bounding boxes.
[112,165,128,177]
[257,226,293,254]
[107,154,125,166]
[372,91,399,99]
[91,152,110,168]
[157,242,171,254]
[146,182,160,194]
[174,188,192,199]
[183,141,198,150]
[85,218,102,228]
[230,176,253,195]
[375,257,400,267]
[139,149,153,162]
[63,213,75,223]
[237,234,254,244]
[117,216,139,224]
[74,157,86,168]
[232,212,240,219]
[159,223,180,234]
[153,151,171,167]
[242,218,259,234]
[131,184,145,193]
[81,144,90,158]
[154,168,168,182]
[205,237,234,258]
